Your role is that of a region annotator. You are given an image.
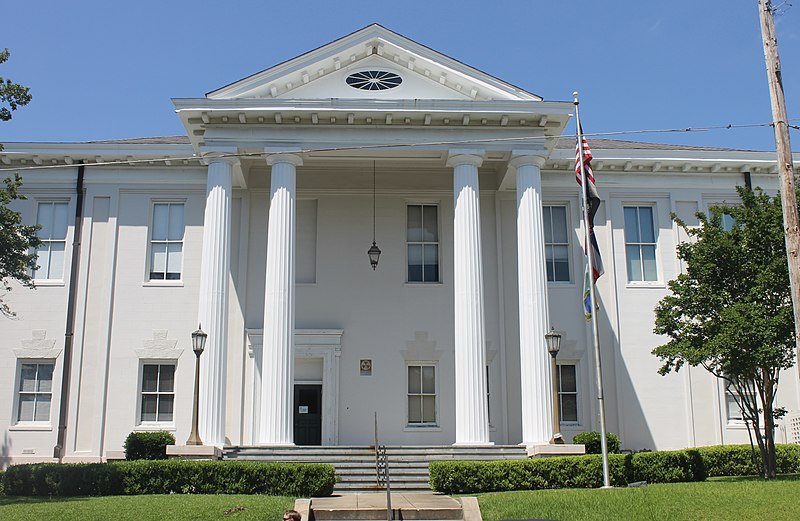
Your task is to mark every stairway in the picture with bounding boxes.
[224,445,528,492]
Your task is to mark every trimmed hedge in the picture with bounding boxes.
[123,431,175,460]
[429,454,632,494]
[573,431,622,454]
[3,460,335,497]
[697,444,800,477]
[631,449,706,483]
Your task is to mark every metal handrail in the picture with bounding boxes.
[374,412,393,521]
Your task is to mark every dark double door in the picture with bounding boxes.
[294,384,322,445]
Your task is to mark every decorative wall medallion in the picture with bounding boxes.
[345,70,402,91]
[360,359,372,376]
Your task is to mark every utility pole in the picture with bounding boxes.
[757,0,800,375]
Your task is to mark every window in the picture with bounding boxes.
[726,389,745,424]
[140,364,175,423]
[407,364,436,424]
[557,363,579,424]
[407,204,440,282]
[721,212,737,232]
[33,202,69,280]
[624,206,658,282]
[149,203,184,281]
[543,205,570,282]
[16,362,54,423]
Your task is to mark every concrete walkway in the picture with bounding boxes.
[295,491,481,521]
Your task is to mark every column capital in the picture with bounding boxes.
[509,153,547,169]
[201,152,239,167]
[447,149,485,168]
[266,153,303,167]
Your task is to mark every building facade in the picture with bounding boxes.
[2,25,799,465]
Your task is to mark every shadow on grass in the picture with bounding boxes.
[0,496,90,506]
[709,473,800,483]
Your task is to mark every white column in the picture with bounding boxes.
[197,156,233,447]
[512,154,553,445]
[447,151,491,446]
[259,153,302,445]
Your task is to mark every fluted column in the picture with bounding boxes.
[259,153,302,445]
[448,150,491,445]
[512,153,553,445]
[197,156,233,447]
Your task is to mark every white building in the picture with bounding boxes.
[2,25,799,465]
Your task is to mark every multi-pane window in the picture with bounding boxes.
[721,212,737,232]
[624,206,658,282]
[543,205,570,282]
[726,390,745,423]
[407,364,436,424]
[407,204,439,282]
[140,364,175,423]
[149,203,184,281]
[16,362,54,423]
[33,202,69,280]
[557,363,579,423]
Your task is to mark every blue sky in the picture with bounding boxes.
[1,0,797,151]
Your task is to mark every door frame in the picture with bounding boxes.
[246,329,342,445]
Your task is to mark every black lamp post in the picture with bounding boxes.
[187,324,207,446]
[545,327,564,444]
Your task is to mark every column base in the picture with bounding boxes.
[166,445,223,460]
[523,443,585,458]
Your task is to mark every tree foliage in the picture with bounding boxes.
[1,48,38,317]
[653,186,796,479]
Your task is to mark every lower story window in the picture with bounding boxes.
[557,363,579,423]
[408,364,436,424]
[726,389,745,424]
[140,363,175,423]
[16,361,54,423]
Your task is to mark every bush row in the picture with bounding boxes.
[429,445,743,494]
[696,444,800,477]
[3,460,335,497]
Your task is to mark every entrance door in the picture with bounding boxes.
[294,384,322,445]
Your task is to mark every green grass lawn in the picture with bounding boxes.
[477,475,800,521]
[0,494,295,521]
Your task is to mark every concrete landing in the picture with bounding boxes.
[307,492,471,521]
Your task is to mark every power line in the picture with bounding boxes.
[1,118,797,172]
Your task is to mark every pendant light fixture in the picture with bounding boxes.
[367,160,381,270]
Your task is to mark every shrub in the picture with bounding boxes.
[572,431,621,454]
[429,454,632,494]
[631,449,706,483]
[3,461,335,497]
[123,431,175,460]
[697,444,800,477]
[0,470,4,495]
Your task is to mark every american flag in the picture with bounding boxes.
[576,130,604,319]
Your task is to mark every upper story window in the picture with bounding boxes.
[16,361,54,423]
[624,206,658,282]
[33,201,69,280]
[149,203,184,281]
[407,204,440,283]
[543,205,570,282]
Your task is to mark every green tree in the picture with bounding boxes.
[653,187,796,479]
[1,48,38,317]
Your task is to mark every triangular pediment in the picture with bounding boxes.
[208,24,541,102]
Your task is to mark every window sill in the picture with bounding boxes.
[142,281,184,288]
[135,423,177,432]
[725,421,748,429]
[403,282,443,287]
[547,281,575,288]
[403,425,441,432]
[625,281,665,289]
[32,280,65,287]
[9,423,53,431]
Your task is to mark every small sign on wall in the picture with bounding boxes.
[298,405,309,414]
[360,359,372,376]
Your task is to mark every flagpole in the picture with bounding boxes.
[573,91,611,489]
